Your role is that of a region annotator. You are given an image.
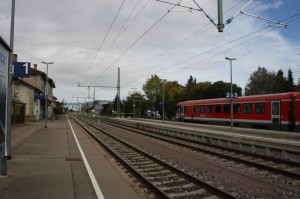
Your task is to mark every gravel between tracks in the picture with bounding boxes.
[97,121,300,198]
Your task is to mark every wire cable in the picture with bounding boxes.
[94,0,183,81]
[82,0,126,83]
[88,0,143,85]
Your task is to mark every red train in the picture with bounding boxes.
[176,92,300,131]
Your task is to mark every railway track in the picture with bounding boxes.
[71,114,236,199]
[72,114,300,198]
[98,117,300,181]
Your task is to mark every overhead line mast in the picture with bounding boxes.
[156,0,288,32]
[78,68,121,116]
[156,0,224,32]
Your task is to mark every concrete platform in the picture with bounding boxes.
[0,115,145,199]
[103,116,300,164]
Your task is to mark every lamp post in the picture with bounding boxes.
[41,61,54,128]
[225,57,236,131]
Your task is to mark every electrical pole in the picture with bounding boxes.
[117,67,120,117]
[72,96,87,112]
[217,0,224,32]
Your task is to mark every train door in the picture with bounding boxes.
[180,106,184,122]
[271,101,281,130]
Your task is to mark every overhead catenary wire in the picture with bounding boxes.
[152,9,300,77]
[94,0,183,81]
[136,0,246,73]
[153,25,271,75]
[90,1,296,92]
[192,0,217,28]
[82,0,127,83]
[93,0,251,86]
[156,0,218,29]
[155,0,202,12]
[130,12,300,85]
[88,0,144,85]
[158,13,300,79]
[226,0,287,27]
[226,0,254,25]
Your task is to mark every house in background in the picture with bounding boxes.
[12,57,56,123]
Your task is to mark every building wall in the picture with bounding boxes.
[12,65,55,122]
[22,74,45,93]
[13,83,35,122]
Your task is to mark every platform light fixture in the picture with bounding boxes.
[225,57,236,131]
[41,61,54,128]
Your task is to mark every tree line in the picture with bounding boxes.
[101,66,300,119]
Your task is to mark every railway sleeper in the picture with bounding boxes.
[142,170,172,177]
[159,182,195,191]
[135,167,166,173]
[128,160,153,165]
[147,173,178,181]
[152,178,188,186]
[167,188,208,198]
[134,163,158,170]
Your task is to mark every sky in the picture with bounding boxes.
[0,0,300,104]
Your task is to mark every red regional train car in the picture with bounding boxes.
[176,92,300,131]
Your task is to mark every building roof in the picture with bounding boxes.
[30,67,56,88]
[13,78,43,93]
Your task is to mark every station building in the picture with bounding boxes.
[12,56,57,123]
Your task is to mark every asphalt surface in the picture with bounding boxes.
[0,115,144,199]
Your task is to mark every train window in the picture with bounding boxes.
[256,103,265,114]
[233,104,241,114]
[208,105,213,113]
[244,103,252,114]
[194,106,199,113]
[224,104,230,114]
[200,105,206,113]
[272,102,279,115]
[184,106,188,113]
[215,105,221,113]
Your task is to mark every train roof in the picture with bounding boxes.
[177,92,300,106]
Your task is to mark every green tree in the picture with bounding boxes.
[272,69,286,93]
[195,81,212,99]
[286,69,296,92]
[164,81,185,119]
[142,74,163,112]
[122,92,146,117]
[112,94,121,115]
[206,81,242,98]
[297,77,300,91]
[185,75,197,100]
[245,66,276,96]
[102,103,113,116]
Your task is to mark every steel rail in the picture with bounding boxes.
[71,114,236,199]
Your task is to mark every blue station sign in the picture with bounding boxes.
[13,62,31,78]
